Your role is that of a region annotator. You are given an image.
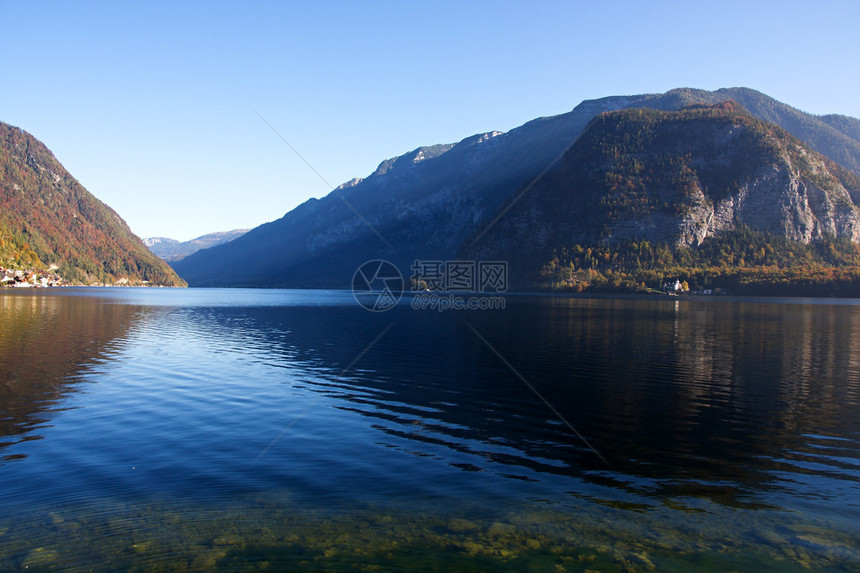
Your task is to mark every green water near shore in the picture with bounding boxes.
[3,494,857,572]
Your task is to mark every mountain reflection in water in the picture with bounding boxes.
[0,292,137,461]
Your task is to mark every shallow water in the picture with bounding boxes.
[0,288,858,571]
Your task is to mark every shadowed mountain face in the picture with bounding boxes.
[144,229,249,262]
[172,88,860,288]
[0,122,185,286]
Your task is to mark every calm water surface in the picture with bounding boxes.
[0,288,858,571]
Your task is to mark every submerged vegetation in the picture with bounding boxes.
[0,496,855,572]
[539,227,860,296]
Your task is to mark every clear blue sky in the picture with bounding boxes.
[3,0,859,241]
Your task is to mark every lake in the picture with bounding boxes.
[0,288,858,571]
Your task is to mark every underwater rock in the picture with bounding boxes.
[488,522,516,537]
[212,534,244,547]
[22,547,60,569]
[447,518,479,533]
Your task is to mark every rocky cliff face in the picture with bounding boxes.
[698,162,860,245]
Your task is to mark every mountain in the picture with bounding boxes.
[0,121,185,286]
[648,88,860,175]
[172,88,860,288]
[144,229,249,262]
[465,102,860,287]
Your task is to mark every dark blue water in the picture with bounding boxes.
[0,288,858,571]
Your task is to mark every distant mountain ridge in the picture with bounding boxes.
[629,88,860,175]
[172,87,860,288]
[0,121,185,286]
[144,229,249,262]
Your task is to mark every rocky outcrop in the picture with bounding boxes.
[703,164,860,245]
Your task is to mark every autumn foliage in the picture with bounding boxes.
[0,122,185,286]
